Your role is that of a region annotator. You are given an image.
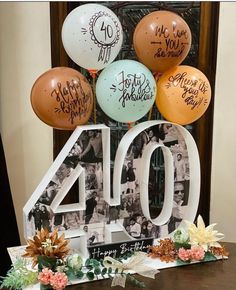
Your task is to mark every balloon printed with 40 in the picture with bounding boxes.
[62,4,123,71]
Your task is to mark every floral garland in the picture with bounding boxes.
[0,216,229,290]
[149,215,229,263]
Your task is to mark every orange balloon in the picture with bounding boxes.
[133,10,192,73]
[31,67,93,130]
[156,65,211,125]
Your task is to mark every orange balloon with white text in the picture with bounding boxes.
[156,65,211,125]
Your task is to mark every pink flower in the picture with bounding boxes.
[50,272,68,290]
[38,268,54,285]
[178,248,191,261]
[190,245,205,261]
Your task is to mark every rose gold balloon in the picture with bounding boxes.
[133,10,192,73]
[31,67,93,130]
[156,65,211,125]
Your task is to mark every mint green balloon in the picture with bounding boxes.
[96,60,157,123]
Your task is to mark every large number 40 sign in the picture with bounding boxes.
[23,120,200,258]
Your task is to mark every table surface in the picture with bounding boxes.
[66,242,235,290]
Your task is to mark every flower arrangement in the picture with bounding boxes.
[0,216,229,290]
[149,215,229,264]
[0,228,158,290]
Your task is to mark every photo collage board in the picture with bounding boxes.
[24,122,192,251]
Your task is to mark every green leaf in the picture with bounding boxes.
[139,281,146,288]
[37,255,58,272]
[101,268,107,275]
[127,275,145,288]
[40,284,53,290]
[76,270,84,279]
[115,268,119,274]
[176,258,191,265]
[108,267,112,274]
[174,242,191,250]
[85,259,91,267]
[86,272,95,281]
[204,251,217,262]
[65,268,77,280]
[90,259,100,267]
[94,267,101,275]
[85,262,93,270]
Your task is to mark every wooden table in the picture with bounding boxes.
[1,243,235,290]
[67,242,235,290]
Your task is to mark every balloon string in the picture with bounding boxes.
[88,69,98,124]
[148,106,153,121]
[128,122,134,130]
[148,72,163,121]
[154,72,162,82]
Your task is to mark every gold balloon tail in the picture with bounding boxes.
[128,122,135,130]
[88,69,98,124]
[148,106,153,121]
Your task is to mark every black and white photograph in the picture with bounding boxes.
[82,223,105,246]
[50,212,66,231]
[27,202,52,235]
[84,162,103,192]
[64,211,80,230]
[37,158,76,206]
[83,190,107,225]
[85,164,98,190]
[126,124,174,161]
[167,180,190,233]
[120,158,140,197]
[67,130,103,164]
[123,215,159,240]
[158,180,190,236]
[77,130,103,163]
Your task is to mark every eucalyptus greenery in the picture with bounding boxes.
[65,257,146,288]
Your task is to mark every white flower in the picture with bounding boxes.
[185,215,224,251]
[67,254,83,272]
[173,228,190,244]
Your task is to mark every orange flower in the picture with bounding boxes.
[148,239,177,262]
[22,228,69,267]
[210,245,229,258]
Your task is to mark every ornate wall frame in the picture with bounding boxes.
[49,2,219,224]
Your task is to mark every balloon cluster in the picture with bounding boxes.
[30,4,211,129]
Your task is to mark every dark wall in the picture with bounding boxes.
[0,134,20,276]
